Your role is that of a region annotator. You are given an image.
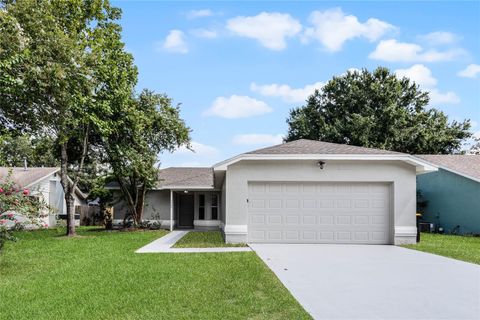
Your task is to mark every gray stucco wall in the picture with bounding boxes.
[224,160,417,244]
[417,169,480,235]
[112,190,171,221]
[112,190,221,230]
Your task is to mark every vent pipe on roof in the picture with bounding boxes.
[24,158,28,171]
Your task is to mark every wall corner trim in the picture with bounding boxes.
[394,226,417,237]
[223,224,247,234]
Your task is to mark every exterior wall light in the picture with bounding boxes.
[317,161,325,169]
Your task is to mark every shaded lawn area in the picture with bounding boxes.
[403,232,480,265]
[173,231,247,248]
[0,228,310,320]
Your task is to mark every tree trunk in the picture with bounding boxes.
[60,141,76,236]
[65,194,75,236]
[117,176,137,226]
[135,184,146,225]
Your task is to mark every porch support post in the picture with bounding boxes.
[169,190,173,231]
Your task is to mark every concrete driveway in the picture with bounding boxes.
[251,244,480,320]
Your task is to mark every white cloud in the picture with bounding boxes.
[394,64,460,105]
[419,31,460,46]
[470,120,478,128]
[369,39,464,62]
[250,81,323,103]
[186,9,214,19]
[176,141,218,156]
[232,134,284,146]
[395,64,437,87]
[428,89,460,105]
[226,12,302,50]
[161,30,188,53]
[474,131,480,139]
[458,64,480,78]
[346,67,361,74]
[191,28,218,39]
[160,141,220,168]
[302,8,395,52]
[204,95,272,118]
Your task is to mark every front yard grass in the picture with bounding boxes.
[173,231,247,248]
[0,227,310,320]
[403,232,480,265]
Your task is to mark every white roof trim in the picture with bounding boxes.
[441,167,480,183]
[420,163,480,183]
[25,168,61,188]
[160,186,215,190]
[213,154,438,174]
[105,186,215,191]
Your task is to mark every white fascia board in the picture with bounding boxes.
[104,186,218,191]
[159,186,215,191]
[213,154,438,174]
[25,168,61,188]
[436,166,480,183]
[409,157,479,182]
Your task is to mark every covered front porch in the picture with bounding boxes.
[168,189,222,231]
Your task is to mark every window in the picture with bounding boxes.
[211,194,219,220]
[199,194,205,220]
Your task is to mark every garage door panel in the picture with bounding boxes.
[248,229,389,244]
[248,182,390,244]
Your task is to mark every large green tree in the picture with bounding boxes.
[102,90,190,226]
[0,0,134,235]
[0,133,58,167]
[286,67,471,154]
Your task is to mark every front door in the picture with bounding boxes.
[178,193,194,228]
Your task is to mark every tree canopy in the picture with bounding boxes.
[0,133,58,167]
[0,0,191,231]
[101,90,190,225]
[286,67,471,154]
[0,0,131,235]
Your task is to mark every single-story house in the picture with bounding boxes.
[111,139,436,245]
[416,155,480,235]
[0,167,87,226]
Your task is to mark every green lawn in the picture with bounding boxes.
[0,228,310,320]
[403,233,480,265]
[173,231,247,248]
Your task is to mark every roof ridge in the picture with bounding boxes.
[244,139,403,155]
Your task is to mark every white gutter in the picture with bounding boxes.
[213,154,437,174]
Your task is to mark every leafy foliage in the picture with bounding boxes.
[0,1,191,232]
[0,0,137,235]
[286,67,471,154]
[0,170,49,251]
[469,137,480,155]
[0,133,58,167]
[101,90,191,225]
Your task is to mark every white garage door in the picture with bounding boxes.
[247,182,391,244]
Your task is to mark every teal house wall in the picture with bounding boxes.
[417,169,480,234]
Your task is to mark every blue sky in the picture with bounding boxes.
[113,1,480,167]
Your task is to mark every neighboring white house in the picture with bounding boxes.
[0,167,87,227]
[108,139,437,245]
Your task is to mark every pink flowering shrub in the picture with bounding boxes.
[0,170,51,252]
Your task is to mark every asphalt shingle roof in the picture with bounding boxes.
[246,139,403,155]
[0,167,59,188]
[415,155,480,182]
[157,167,214,189]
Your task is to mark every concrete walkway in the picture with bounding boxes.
[251,244,480,320]
[136,230,252,253]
